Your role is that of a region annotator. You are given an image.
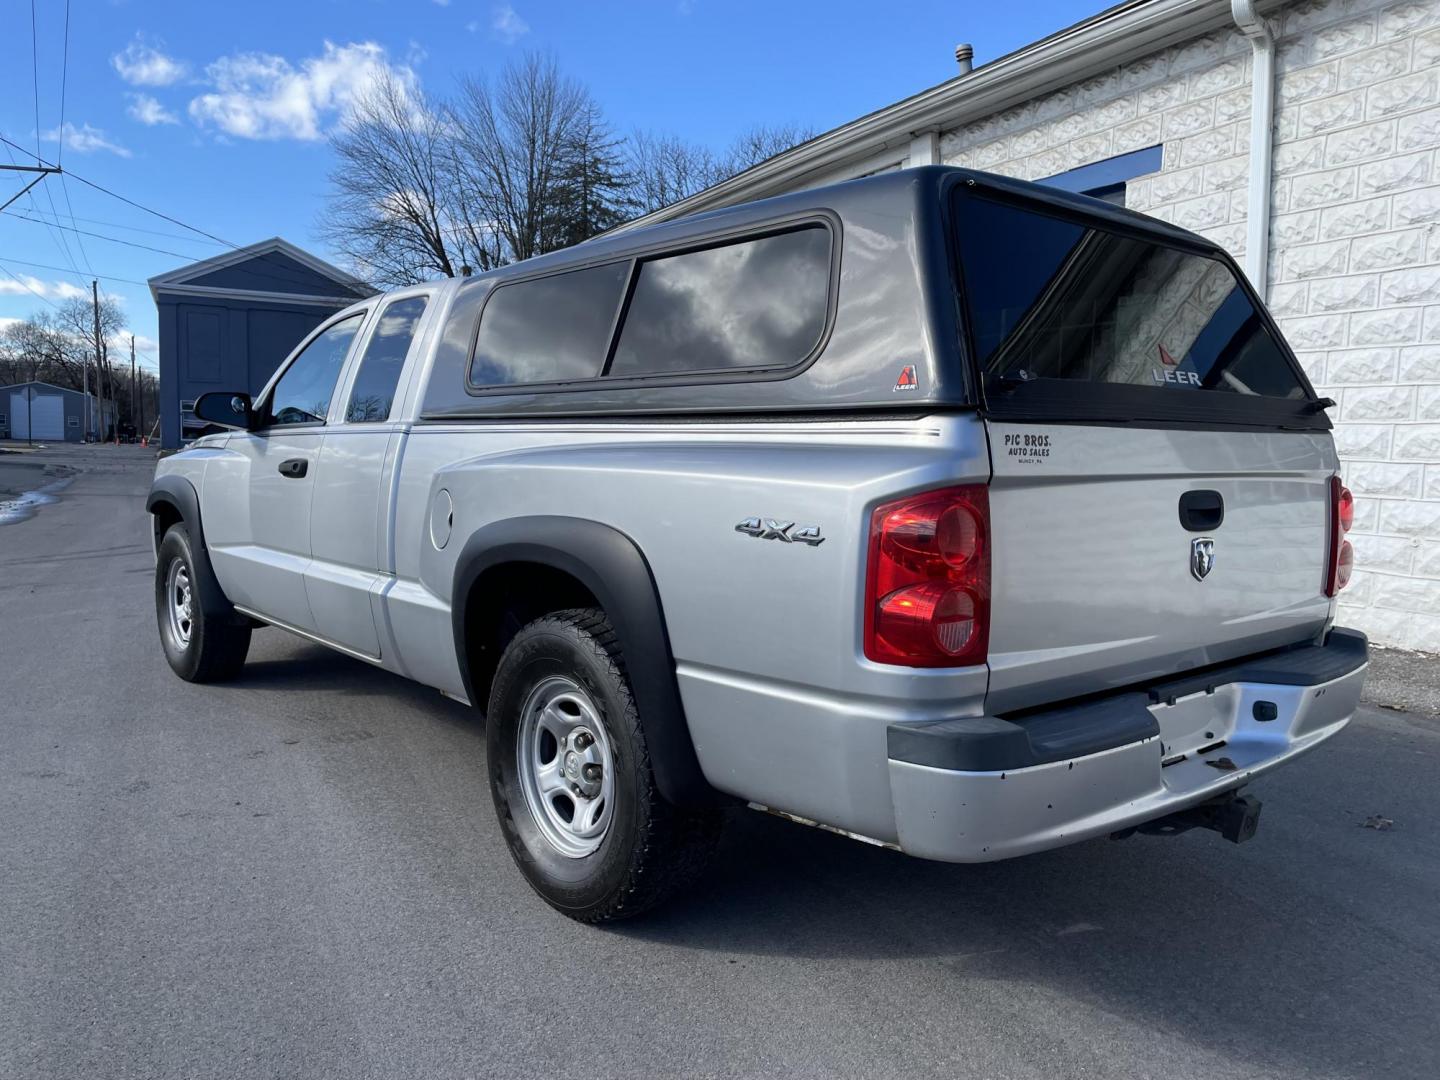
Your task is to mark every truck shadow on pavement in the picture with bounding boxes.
[224,639,1436,1080]
[619,806,1434,1078]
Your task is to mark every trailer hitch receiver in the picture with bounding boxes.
[1112,791,1262,845]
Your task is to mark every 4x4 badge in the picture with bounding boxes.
[1191,537,1216,581]
[735,518,824,546]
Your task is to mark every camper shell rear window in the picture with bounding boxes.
[951,189,1326,431]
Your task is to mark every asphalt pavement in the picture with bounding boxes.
[2,442,1438,1080]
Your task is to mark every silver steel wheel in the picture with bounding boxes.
[166,558,194,650]
[516,675,615,859]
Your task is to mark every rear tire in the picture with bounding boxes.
[487,608,721,922]
[155,524,251,683]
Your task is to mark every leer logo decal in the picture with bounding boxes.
[893,365,917,392]
[1154,343,1202,386]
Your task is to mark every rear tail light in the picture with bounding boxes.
[1325,475,1354,597]
[864,485,990,667]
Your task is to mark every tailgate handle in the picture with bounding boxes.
[1178,489,1224,532]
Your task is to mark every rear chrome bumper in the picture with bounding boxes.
[887,629,1367,862]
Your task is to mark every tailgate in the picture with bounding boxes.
[948,182,1338,713]
[984,423,1335,712]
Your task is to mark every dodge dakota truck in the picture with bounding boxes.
[149,166,1368,922]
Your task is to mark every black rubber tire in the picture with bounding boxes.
[487,608,722,923]
[155,524,251,683]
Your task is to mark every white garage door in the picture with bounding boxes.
[9,392,65,440]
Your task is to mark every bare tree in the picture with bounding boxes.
[0,309,96,389]
[624,129,724,216]
[623,123,815,216]
[721,122,815,175]
[321,71,464,288]
[449,53,598,263]
[318,53,815,274]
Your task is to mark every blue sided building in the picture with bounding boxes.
[149,239,376,448]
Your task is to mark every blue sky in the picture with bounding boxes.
[0,0,1101,371]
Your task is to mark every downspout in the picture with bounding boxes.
[1231,0,1275,297]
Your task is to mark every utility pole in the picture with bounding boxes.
[27,360,36,448]
[91,280,103,442]
[130,336,137,440]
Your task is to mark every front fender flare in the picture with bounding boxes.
[452,516,717,808]
[146,474,244,625]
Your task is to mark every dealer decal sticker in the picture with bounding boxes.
[1002,430,1051,464]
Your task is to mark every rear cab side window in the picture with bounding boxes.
[346,295,429,422]
[464,222,833,392]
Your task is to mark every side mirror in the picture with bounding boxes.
[193,391,254,430]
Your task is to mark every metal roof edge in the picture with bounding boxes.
[612,0,1244,232]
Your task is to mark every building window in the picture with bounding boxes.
[1038,144,1162,208]
[67,416,80,428]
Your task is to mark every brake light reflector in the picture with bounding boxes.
[865,485,990,667]
[1325,475,1354,597]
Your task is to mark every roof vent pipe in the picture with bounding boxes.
[955,44,974,75]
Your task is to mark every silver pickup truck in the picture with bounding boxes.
[149,166,1368,922]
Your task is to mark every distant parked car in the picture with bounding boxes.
[148,166,1368,922]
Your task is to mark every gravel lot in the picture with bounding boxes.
[3,443,1438,1080]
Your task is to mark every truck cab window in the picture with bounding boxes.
[265,314,364,426]
[346,296,428,422]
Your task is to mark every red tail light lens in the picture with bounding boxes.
[1325,475,1354,597]
[865,485,990,667]
[1336,484,1354,533]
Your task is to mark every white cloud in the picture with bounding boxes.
[41,122,132,157]
[0,276,90,301]
[433,0,451,5]
[491,4,530,43]
[187,41,418,141]
[127,93,178,125]
[112,36,188,86]
[107,329,158,356]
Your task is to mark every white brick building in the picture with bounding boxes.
[623,0,1440,652]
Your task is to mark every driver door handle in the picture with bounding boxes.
[278,458,309,479]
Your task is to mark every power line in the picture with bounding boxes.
[4,210,199,259]
[57,174,96,271]
[29,0,41,161]
[0,255,147,286]
[15,206,228,244]
[24,0,87,279]
[0,260,62,310]
[0,133,374,297]
[58,0,70,163]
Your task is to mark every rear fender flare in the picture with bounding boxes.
[451,516,717,808]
